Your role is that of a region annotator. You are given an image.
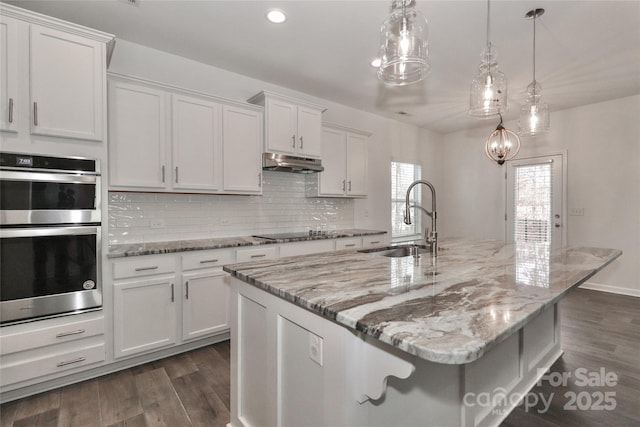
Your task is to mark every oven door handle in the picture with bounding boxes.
[0,225,99,238]
[0,170,98,184]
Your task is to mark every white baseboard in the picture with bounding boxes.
[579,281,640,298]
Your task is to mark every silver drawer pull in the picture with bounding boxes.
[56,329,86,338]
[56,357,86,368]
[199,259,219,264]
[185,281,189,300]
[134,266,159,272]
[33,102,38,126]
[369,241,381,244]
[344,244,356,247]
[251,254,266,258]
[171,283,175,302]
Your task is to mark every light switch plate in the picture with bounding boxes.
[309,332,323,366]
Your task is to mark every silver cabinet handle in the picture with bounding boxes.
[344,243,356,247]
[56,357,86,368]
[292,134,296,148]
[299,136,303,149]
[170,283,175,302]
[199,259,219,264]
[134,266,158,272]
[56,329,86,338]
[185,281,189,300]
[369,241,381,245]
[33,102,38,126]
[175,166,179,183]
[161,165,165,183]
[348,181,352,192]
[8,98,13,123]
[258,173,262,187]
[251,254,266,259]
[342,180,346,191]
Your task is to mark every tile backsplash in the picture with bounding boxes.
[108,171,354,244]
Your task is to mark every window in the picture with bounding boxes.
[513,162,553,243]
[391,161,421,240]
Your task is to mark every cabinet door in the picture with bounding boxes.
[108,81,167,189]
[296,106,322,158]
[29,24,104,141]
[318,127,347,196]
[265,97,296,155]
[222,105,262,194]
[113,277,177,358]
[172,94,220,192]
[0,15,18,133]
[346,133,368,197]
[182,270,230,341]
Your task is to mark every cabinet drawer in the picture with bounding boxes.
[236,246,279,263]
[0,315,104,356]
[362,235,388,248]
[0,342,105,387]
[112,255,175,279]
[182,249,235,271]
[335,238,362,250]
[279,240,335,257]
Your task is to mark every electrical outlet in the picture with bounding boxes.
[220,218,230,225]
[309,332,323,366]
[569,207,585,216]
[150,219,166,229]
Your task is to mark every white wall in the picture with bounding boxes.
[108,40,431,240]
[436,95,640,295]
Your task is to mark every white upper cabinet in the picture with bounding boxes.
[108,75,263,194]
[108,80,168,190]
[30,24,105,141]
[248,91,325,159]
[222,104,263,194]
[0,15,18,133]
[0,3,112,147]
[309,123,370,198]
[172,94,220,192]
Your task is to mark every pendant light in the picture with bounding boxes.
[519,8,550,136]
[485,115,521,165]
[378,0,429,86]
[469,0,507,118]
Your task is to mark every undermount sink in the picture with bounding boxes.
[359,244,432,258]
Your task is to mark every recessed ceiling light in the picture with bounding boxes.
[266,9,287,24]
[370,58,381,67]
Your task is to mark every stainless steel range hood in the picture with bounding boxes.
[262,153,324,174]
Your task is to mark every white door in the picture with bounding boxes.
[172,94,220,192]
[318,127,347,196]
[182,270,230,341]
[346,133,368,197]
[222,105,262,194]
[265,97,296,155]
[506,154,565,247]
[113,277,177,358]
[296,106,322,158]
[30,24,104,141]
[0,15,18,133]
[108,81,167,189]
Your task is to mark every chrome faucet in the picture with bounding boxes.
[404,180,437,257]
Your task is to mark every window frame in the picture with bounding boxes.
[391,161,422,243]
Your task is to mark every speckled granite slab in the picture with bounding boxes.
[107,229,386,258]
[223,239,621,365]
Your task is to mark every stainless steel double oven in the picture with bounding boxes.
[0,152,102,325]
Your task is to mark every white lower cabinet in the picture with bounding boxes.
[182,270,230,341]
[0,312,105,388]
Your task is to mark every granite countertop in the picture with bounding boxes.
[107,229,386,258]
[223,239,621,365]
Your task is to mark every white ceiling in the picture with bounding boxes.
[8,0,640,134]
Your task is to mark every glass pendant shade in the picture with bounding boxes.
[378,0,429,86]
[469,0,507,118]
[469,46,507,117]
[519,80,550,136]
[485,117,521,165]
[519,8,550,136]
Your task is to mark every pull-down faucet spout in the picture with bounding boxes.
[404,180,437,257]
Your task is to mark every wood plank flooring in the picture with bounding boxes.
[1,289,638,427]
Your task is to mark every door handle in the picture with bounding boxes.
[33,102,38,126]
[170,283,175,302]
[8,98,14,123]
[299,136,303,149]
[292,135,296,148]
[185,281,189,300]
[175,166,179,183]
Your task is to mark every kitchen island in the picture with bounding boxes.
[223,239,621,427]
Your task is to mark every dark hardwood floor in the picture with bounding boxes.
[1,289,638,427]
